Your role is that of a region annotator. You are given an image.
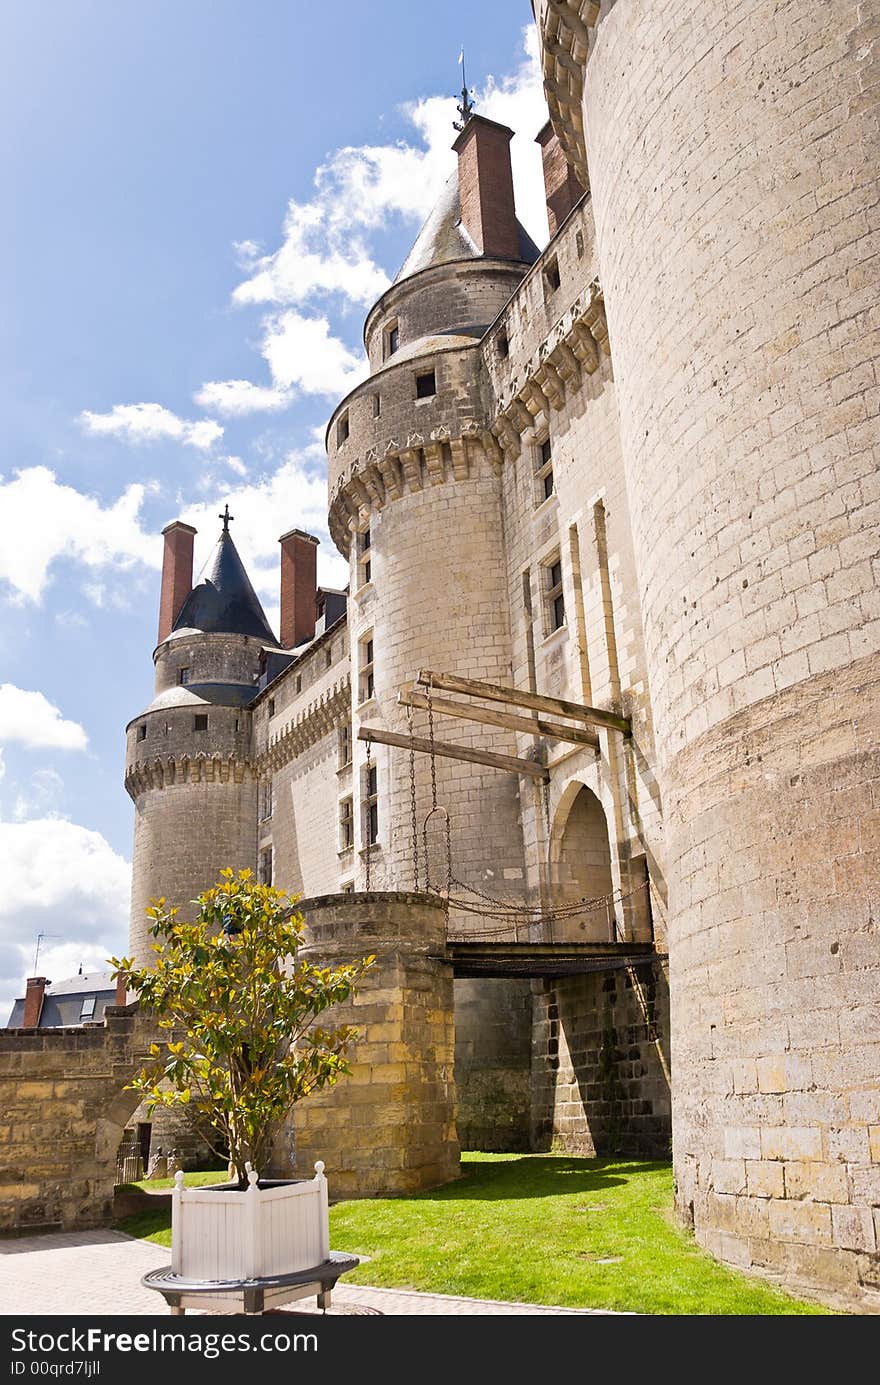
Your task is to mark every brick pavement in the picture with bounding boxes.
[0,1230,624,1316]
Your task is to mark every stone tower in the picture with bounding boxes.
[325,116,541,1146]
[125,514,280,964]
[536,1,880,1290]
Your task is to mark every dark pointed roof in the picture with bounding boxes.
[394,171,539,284]
[172,530,278,644]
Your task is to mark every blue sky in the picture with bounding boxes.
[0,0,547,1015]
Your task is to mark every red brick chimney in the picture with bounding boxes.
[452,115,521,261]
[158,521,197,644]
[536,121,586,237]
[279,530,319,649]
[114,972,128,1007]
[22,976,48,1029]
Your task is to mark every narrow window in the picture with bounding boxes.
[295,674,302,694]
[325,645,333,669]
[384,321,399,358]
[193,714,208,732]
[178,667,190,686]
[575,230,584,260]
[268,698,275,717]
[336,411,349,445]
[136,724,147,742]
[546,557,565,633]
[80,996,96,1021]
[535,436,554,504]
[339,796,354,851]
[338,722,352,769]
[233,718,240,733]
[364,762,379,846]
[373,393,381,417]
[415,369,436,399]
[359,634,375,704]
[497,330,509,359]
[259,779,273,822]
[258,845,273,886]
[357,526,372,588]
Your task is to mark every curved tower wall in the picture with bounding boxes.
[125,630,261,964]
[539,0,880,1291]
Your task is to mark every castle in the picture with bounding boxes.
[0,1,875,1309]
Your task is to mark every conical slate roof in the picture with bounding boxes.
[173,529,278,644]
[394,171,539,284]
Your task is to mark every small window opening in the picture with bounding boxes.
[258,845,273,886]
[544,257,561,294]
[295,675,302,694]
[415,370,436,399]
[384,322,399,358]
[193,714,208,731]
[178,667,190,685]
[325,645,333,669]
[575,230,584,260]
[338,722,353,769]
[535,436,554,504]
[359,635,375,703]
[358,526,372,588]
[337,411,349,445]
[268,698,275,717]
[373,393,381,417]
[497,331,509,359]
[136,724,147,742]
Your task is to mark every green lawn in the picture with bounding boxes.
[116,1151,831,1316]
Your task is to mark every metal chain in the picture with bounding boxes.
[364,733,372,893]
[407,702,420,891]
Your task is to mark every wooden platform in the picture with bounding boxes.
[448,941,657,979]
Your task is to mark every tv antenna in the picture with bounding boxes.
[32,932,59,973]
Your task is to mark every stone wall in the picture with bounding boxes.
[291,892,459,1196]
[531,961,671,1158]
[0,1005,155,1234]
[551,0,880,1298]
[454,978,533,1151]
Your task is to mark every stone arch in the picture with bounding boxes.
[549,781,614,941]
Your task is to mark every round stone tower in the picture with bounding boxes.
[326,116,541,1150]
[327,116,538,901]
[125,514,280,965]
[537,1,880,1294]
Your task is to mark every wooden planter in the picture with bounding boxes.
[171,1161,330,1281]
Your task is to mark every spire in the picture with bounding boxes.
[171,522,279,645]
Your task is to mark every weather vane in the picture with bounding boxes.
[453,47,476,130]
[219,503,234,533]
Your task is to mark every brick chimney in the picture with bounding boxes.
[114,972,128,1007]
[536,121,586,237]
[158,521,197,644]
[452,115,521,261]
[279,529,319,649]
[22,976,48,1029]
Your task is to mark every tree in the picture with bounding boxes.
[111,868,374,1185]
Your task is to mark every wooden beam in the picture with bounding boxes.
[357,726,549,781]
[399,689,599,750]
[417,669,631,735]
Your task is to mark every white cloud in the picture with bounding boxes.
[261,310,367,398]
[0,685,88,751]
[0,818,131,1021]
[194,380,292,417]
[79,402,223,451]
[13,768,65,822]
[0,466,157,603]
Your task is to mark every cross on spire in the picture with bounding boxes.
[219,503,234,533]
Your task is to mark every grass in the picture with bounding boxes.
[116,1151,831,1316]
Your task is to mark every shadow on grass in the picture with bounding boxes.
[405,1155,667,1202]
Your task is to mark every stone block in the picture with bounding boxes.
[745,1160,784,1199]
[767,1199,833,1246]
[783,1160,849,1202]
[830,1204,877,1253]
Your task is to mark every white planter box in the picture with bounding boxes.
[171,1162,330,1282]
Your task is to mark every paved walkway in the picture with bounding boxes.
[0,1230,622,1316]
